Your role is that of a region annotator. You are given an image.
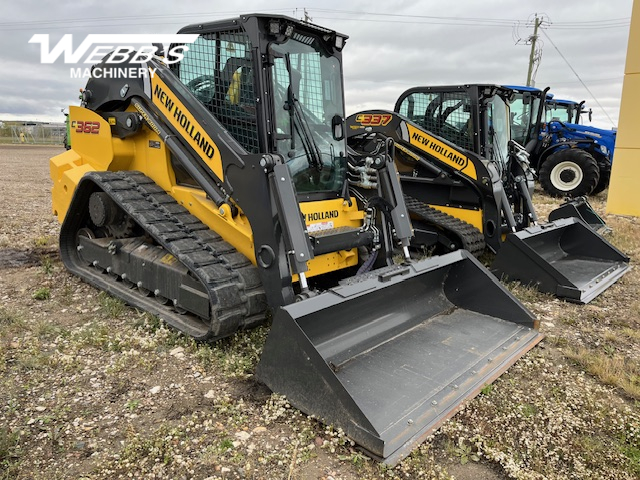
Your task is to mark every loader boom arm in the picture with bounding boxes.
[346,110,508,251]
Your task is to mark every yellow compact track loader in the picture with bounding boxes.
[346,85,628,304]
[50,17,542,463]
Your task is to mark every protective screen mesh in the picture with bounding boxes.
[398,91,473,150]
[177,31,259,153]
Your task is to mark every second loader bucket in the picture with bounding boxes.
[548,197,611,235]
[256,250,542,464]
[492,217,629,303]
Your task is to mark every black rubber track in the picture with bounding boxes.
[403,195,485,257]
[60,171,267,341]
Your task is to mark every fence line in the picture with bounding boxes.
[7,122,66,145]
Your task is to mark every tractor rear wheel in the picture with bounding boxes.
[539,149,600,197]
[591,168,611,195]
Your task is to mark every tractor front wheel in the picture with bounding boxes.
[539,149,600,197]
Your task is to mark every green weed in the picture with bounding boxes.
[480,384,494,396]
[197,327,268,378]
[452,438,480,465]
[40,255,54,274]
[32,287,50,301]
[0,427,20,476]
[98,292,126,318]
[0,308,24,328]
[33,236,52,247]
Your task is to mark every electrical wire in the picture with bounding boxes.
[540,29,617,126]
[309,8,629,29]
[0,8,630,31]
[547,76,623,86]
[547,24,630,30]
[311,16,516,27]
[0,9,295,30]
[308,8,521,23]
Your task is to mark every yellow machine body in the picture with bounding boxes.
[51,106,361,280]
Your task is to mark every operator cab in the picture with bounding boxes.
[171,15,349,199]
[395,85,513,166]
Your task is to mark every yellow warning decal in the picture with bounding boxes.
[160,254,178,265]
[406,124,477,180]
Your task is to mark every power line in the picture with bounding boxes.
[309,8,520,24]
[3,21,202,31]
[311,16,516,27]
[540,29,616,126]
[309,8,629,29]
[544,76,622,86]
[0,9,295,26]
[0,8,630,31]
[547,24,630,30]
[311,8,630,26]
[551,18,630,24]
[0,9,295,30]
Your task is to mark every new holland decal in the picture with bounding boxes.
[406,124,477,179]
[303,210,339,222]
[304,210,339,234]
[151,74,223,180]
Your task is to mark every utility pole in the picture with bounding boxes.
[526,14,542,86]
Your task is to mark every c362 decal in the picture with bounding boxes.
[71,120,100,134]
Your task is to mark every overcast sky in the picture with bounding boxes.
[1,0,633,129]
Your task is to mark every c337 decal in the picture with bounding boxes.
[354,113,393,127]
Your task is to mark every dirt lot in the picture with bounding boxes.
[0,144,638,480]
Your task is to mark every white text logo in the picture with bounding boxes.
[29,34,199,64]
[29,34,199,79]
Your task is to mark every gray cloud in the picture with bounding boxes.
[0,0,632,129]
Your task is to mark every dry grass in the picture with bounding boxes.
[565,347,640,400]
[1,147,639,479]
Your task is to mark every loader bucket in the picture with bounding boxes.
[492,217,629,303]
[256,250,542,464]
[548,197,611,235]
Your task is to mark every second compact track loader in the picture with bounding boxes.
[346,85,628,303]
[50,18,542,463]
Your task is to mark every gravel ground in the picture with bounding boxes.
[0,144,638,480]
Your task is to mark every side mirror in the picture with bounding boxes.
[332,114,344,141]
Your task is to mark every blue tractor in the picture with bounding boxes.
[506,85,616,197]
